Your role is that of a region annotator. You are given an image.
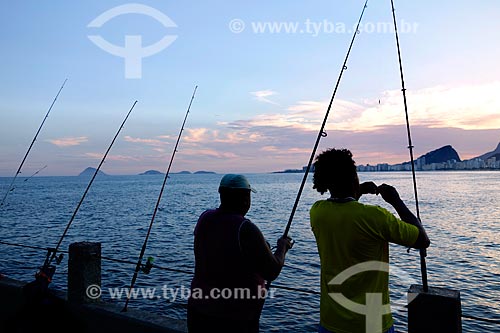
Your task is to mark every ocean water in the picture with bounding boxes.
[0,171,499,332]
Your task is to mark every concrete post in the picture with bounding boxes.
[408,284,462,333]
[68,241,101,303]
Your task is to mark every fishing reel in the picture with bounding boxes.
[35,264,56,286]
[32,248,63,286]
[44,247,64,265]
[141,256,154,274]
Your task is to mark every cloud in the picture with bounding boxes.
[260,146,278,152]
[180,148,238,159]
[84,152,140,162]
[183,128,262,144]
[250,90,279,105]
[48,137,88,147]
[182,128,214,143]
[231,99,364,132]
[353,82,500,131]
[124,135,168,147]
[243,82,500,133]
[288,99,363,123]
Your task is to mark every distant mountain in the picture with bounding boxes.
[414,145,461,164]
[78,167,108,177]
[472,142,500,161]
[139,170,164,175]
[194,171,216,174]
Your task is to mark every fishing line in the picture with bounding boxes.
[43,100,138,272]
[23,165,48,182]
[1,79,67,207]
[390,0,428,292]
[122,86,198,312]
[282,0,369,239]
[8,165,48,193]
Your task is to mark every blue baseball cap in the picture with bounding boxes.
[218,174,256,193]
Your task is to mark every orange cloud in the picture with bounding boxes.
[242,82,500,132]
[354,82,500,131]
[183,128,262,144]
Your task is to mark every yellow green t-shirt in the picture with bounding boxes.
[310,199,419,333]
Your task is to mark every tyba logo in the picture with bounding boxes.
[328,261,401,333]
[87,3,177,79]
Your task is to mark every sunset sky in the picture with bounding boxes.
[1,1,499,176]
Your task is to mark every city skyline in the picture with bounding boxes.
[357,141,500,169]
[275,142,500,174]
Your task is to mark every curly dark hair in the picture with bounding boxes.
[312,148,358,195]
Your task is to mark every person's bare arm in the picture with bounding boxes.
[239,221,292,281]
[377,183,430,249]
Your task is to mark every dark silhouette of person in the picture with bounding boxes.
[187,174,292,333]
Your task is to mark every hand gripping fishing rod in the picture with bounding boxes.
[390,0,428,292]
[38,100,138,284]
[1,78,67,207]
[122,86,198,312]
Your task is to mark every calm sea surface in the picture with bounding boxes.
[0,172,499,332]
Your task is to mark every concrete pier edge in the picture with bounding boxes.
[0,241,187,333]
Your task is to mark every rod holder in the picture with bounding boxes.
[408,284,462,333]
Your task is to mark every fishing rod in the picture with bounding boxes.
[41,100,138,276]
[390,0,428,292]
[122,86,197,312]
[1,79,67,207]
[282,0,369,239]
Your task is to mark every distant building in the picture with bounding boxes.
[357,157,499,172]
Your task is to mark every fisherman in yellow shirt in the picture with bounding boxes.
[309,148,430,333]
